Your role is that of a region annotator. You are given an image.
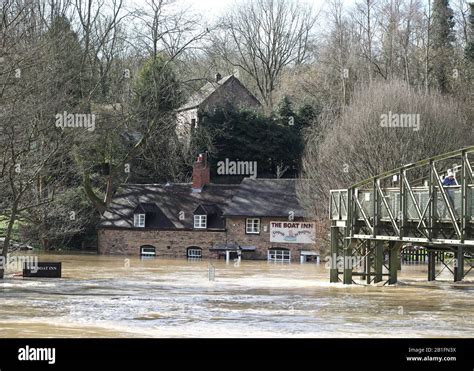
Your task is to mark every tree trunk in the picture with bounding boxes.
[82,171,107,215]
[104,173,115,207]
[425,0,431,93]
[1,201,19,278]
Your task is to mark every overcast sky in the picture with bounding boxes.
[128,0,348,20]
[180,0,326,18]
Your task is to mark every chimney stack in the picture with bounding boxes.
[215,73,222,82]
[192,153,210,192]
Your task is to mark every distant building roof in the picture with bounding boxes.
[177,74,260,112]
[222,178,306,218]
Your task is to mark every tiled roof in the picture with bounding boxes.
[177,75,234,111]
[222,178,306,217]
[98,178,306,230]
[98,183,238,230]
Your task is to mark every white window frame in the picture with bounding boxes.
[268,249,291,263]
[187,248,202,259]
[140,246,156,257]
[194,215,207,229]
[134,213,145,228]
[246,218,261,234]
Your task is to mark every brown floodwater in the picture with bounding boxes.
[0,252,473,338]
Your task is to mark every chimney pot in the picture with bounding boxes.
[215,73,222,82]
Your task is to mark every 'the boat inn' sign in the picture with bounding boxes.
[270,222,316,244]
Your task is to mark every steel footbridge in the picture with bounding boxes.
[329,146,474,284]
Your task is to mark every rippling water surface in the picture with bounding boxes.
[1,252,473,338]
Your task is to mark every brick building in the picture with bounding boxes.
[97,155,318,262]
[175,73,261,141]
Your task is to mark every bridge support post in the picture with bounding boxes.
[428,250,436,281]
[397,248,402,271]
[374,241,384,283]
[343,239,353,285]
[388,242,400,284]
[365,241,371,284]
[361,242,366,281]
[330,226,339,283]
[454,246,464,282]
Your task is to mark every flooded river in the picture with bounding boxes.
[1,253,473,338]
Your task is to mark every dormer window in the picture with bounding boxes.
[194,215,207,229]
[131,202,174,230]
[193,204,221,229]
[134,213,145,228]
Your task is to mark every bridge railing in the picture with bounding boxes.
[331,185,474,222]
[362,186,472,222]
[329,189,348,220]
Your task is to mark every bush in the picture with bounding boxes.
[299,79,472,219]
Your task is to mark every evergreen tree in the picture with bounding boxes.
[129,56,186,183]
[297,104,319,130]
[466,3,474,63]
[431,0,456,93]
[45,16,85,105]
[278,96,296,120]
[196,104,304,180]
[133,56,183,115]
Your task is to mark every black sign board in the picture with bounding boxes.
[23,262,62,278]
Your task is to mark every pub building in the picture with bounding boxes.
[97,154,318,263]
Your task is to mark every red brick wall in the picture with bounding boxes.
[97,217,319,262]
[97,228,226,258]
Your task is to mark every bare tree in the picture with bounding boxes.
[299,79,471,223]
[354,0,377,80]
[130,0,209,61]
[213,0,319,112]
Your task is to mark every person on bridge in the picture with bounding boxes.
[442,171,458,186]
[442,171,458,217]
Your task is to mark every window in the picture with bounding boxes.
[268,248,291,263]
[187,247,202,259]
[140,245,156,257]
[191,118,197,128]
[194,215,207,229]
[134,213,145,227]
[246,218,260,234]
